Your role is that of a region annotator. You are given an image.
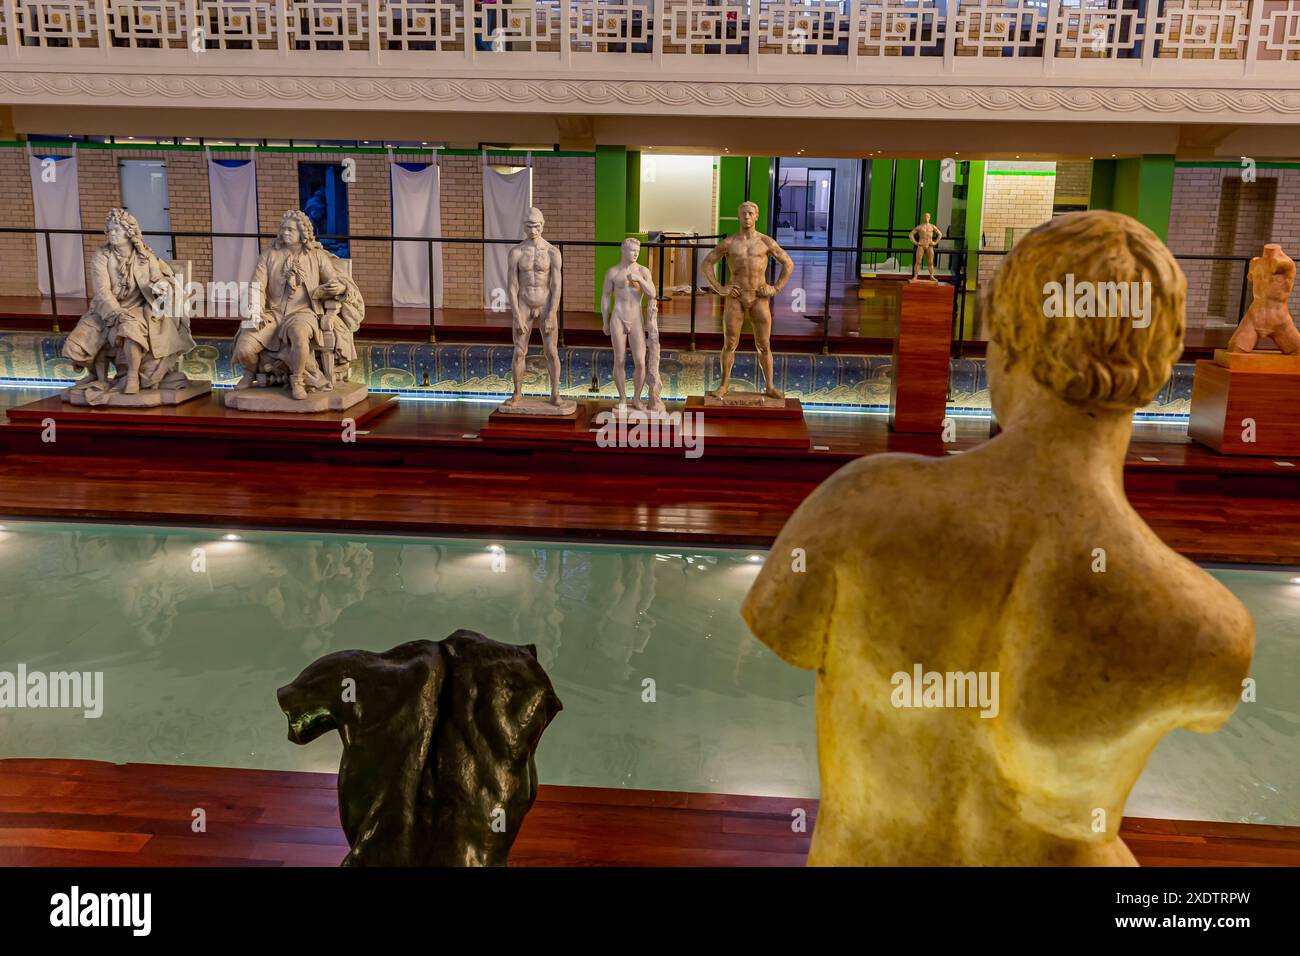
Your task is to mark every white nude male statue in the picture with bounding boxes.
[600,236,663,412]
[502,207,573,415]
[700,201,794,401]
[743,211,1254,866]
[909,212,943,282]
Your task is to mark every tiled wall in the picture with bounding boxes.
[6,146,597,311]
[977,165,1058,287]
[0,330,1194,416]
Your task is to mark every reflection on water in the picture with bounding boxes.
[0,523,1294,824]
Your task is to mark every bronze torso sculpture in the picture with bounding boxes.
[277,630,563,866]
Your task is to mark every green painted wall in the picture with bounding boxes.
[963,160,986,292]
[594,145,629,308]
[1087,155,1173,241]
[624,150,641,235]
[864,160,936,269]
[716,156,746,236]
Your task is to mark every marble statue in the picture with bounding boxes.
[277,630,563,866]
[62,208,208,406]
[501,207,574,416]
[742,210,1255,866]
[226,209,366,413]
[700,201,793,403]
[909,212,943,282]
[600,236,663,411]
[1227,243,1300,354]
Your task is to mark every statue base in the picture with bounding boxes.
[62,380,212,408]
[1190,355,1300,456]
[702,390,787,410]
[495,396,579,417]
[224,380,369,413]
[1212,348,1300,373]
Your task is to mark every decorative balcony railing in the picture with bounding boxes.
[1,0,1297,73]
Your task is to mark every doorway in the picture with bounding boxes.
[119,160,174,260]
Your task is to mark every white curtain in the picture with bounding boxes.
[390,159,443,308]
[207,153,260,313]
[28,147,87,298]
[482,163,532,307]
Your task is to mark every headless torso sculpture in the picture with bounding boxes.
[502,207,575,415]
[700,201,793,401]
[743,211,1254,866]
[601,236,663,411]
[1227,243,1300,354]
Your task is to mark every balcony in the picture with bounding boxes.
[1,1,1298,125]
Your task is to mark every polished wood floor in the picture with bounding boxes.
[1,759,1295,867]
[1,398,1297,563]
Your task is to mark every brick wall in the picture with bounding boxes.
[0,145,598,313]
[978,167,1058,286]
[1167,165,1300,328]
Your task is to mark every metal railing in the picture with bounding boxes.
[2,224,1255,357]
[5,0,1299,75]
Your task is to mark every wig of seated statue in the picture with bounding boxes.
[743,210,1255,866]
[61,208,208,407]
[225,209,367,413]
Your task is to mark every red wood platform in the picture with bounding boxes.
[1,759,1295,867]
[891,281,954,433]
[1189,358,1300,456]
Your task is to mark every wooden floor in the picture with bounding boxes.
[1,400,1297,563]
[1,759,1295,867]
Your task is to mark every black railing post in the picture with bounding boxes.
[689,243,699,352]
[1237,259,1251,324]
[43,230,60,333]
[656,237,668,302]
[427,238,437,343]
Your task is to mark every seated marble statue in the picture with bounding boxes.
[742,210,1255,866]
[232,209,363,401]
[62,208,198,404]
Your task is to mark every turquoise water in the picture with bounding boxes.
[0,521,1294,825]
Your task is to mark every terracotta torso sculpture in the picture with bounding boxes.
[1227,243,1299,354]
[743,211,1255,866]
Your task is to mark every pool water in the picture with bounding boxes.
[0,521,1295,826]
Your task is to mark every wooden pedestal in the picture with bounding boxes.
[1189,357,1300,456]
[890,281,953,433]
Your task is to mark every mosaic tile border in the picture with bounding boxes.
[0,332,1194,416]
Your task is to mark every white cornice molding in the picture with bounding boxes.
[2,72,1299,121]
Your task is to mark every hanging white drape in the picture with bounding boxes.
[207,151,260,314]
[27,146,87,298]
[390,157,443,308]
[482,161,532,307]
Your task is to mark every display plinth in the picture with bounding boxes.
[481,400,592,442]
[63,380,212,408]
[1189,356,1300,456]
[1211,348,1300,373]
[225,381,369,413]
[686,395,804,420]
[495,395,579,417]
[890,281,954,434]
[6,390,398,435]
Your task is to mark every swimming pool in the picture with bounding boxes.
[0,520,1294,826]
